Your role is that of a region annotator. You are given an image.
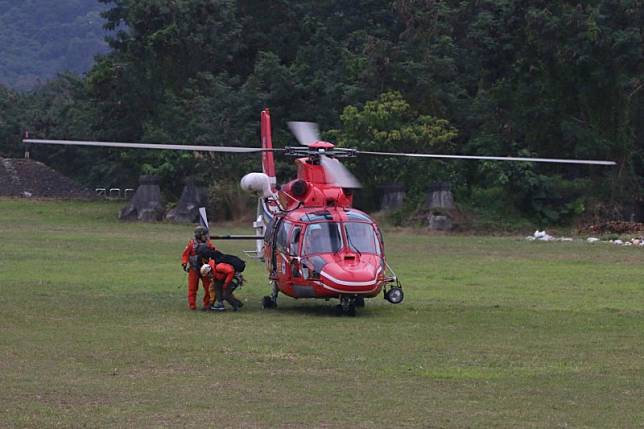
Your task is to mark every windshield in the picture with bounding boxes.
[344,222,381,254]
[303,222,343,255]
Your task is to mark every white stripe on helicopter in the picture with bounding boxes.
[313,281,381,294]
[320,270,380,287]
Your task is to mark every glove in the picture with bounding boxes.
[182,263,189,272]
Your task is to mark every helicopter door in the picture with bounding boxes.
[266,216,281,276]
[275,221,293,281]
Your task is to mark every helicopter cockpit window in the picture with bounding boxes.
[344,222,381,255]
[375,224,384,246]
[302,222,343,255]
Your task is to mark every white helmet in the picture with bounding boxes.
[200,263,212,277]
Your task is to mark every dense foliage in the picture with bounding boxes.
[1,0,642,224]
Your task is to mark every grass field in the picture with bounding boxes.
[1,199,643,428]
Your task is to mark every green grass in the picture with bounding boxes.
[1,198,643,428]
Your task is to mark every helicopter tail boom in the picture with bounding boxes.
[260,109,277,191]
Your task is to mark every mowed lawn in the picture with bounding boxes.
[1,199,643,428]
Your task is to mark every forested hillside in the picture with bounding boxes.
[1,0,642,225]
[0,0,109,90]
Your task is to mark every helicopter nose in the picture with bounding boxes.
[319,256,383,291]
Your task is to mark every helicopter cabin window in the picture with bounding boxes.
[344,222,381,255]
[276,221,293,253]
[289,227,302,255]
[303,222,343,255]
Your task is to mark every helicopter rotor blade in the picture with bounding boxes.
[287,122,320,146]
[356,150,616,166]
[23,139,282,154]
[320,155,362,188]
[23,140,616,166]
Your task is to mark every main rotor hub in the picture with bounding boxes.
[284,144,357,159]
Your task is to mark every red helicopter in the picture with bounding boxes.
[240,110,400,316]
[24,109,615,315]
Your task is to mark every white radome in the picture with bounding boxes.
[240,172,273,197]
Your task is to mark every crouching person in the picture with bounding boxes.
[200,261,244,311]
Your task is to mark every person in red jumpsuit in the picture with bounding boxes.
[201,260,243,311]
[181,225,214,310]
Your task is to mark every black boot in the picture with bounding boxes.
[226,297,243,311]
[230,294,243,309]
[210,301,225,311]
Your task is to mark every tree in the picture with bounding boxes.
[335,91,459,209]
[0,85,23,157]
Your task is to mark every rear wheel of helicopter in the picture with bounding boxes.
[355,296,365,308]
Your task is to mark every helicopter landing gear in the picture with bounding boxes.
[262,296,277,309]
[355,296,365,308]
[262,281,279,309]
[336,295,357,317]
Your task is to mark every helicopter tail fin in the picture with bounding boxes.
[260,108,277,192]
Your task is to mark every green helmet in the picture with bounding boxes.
[194,225,209,240]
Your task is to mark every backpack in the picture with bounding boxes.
[196,245,246,273]
[219,254,246,273]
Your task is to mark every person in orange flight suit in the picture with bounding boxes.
[200,260,243,311]
[181,225,214,310]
